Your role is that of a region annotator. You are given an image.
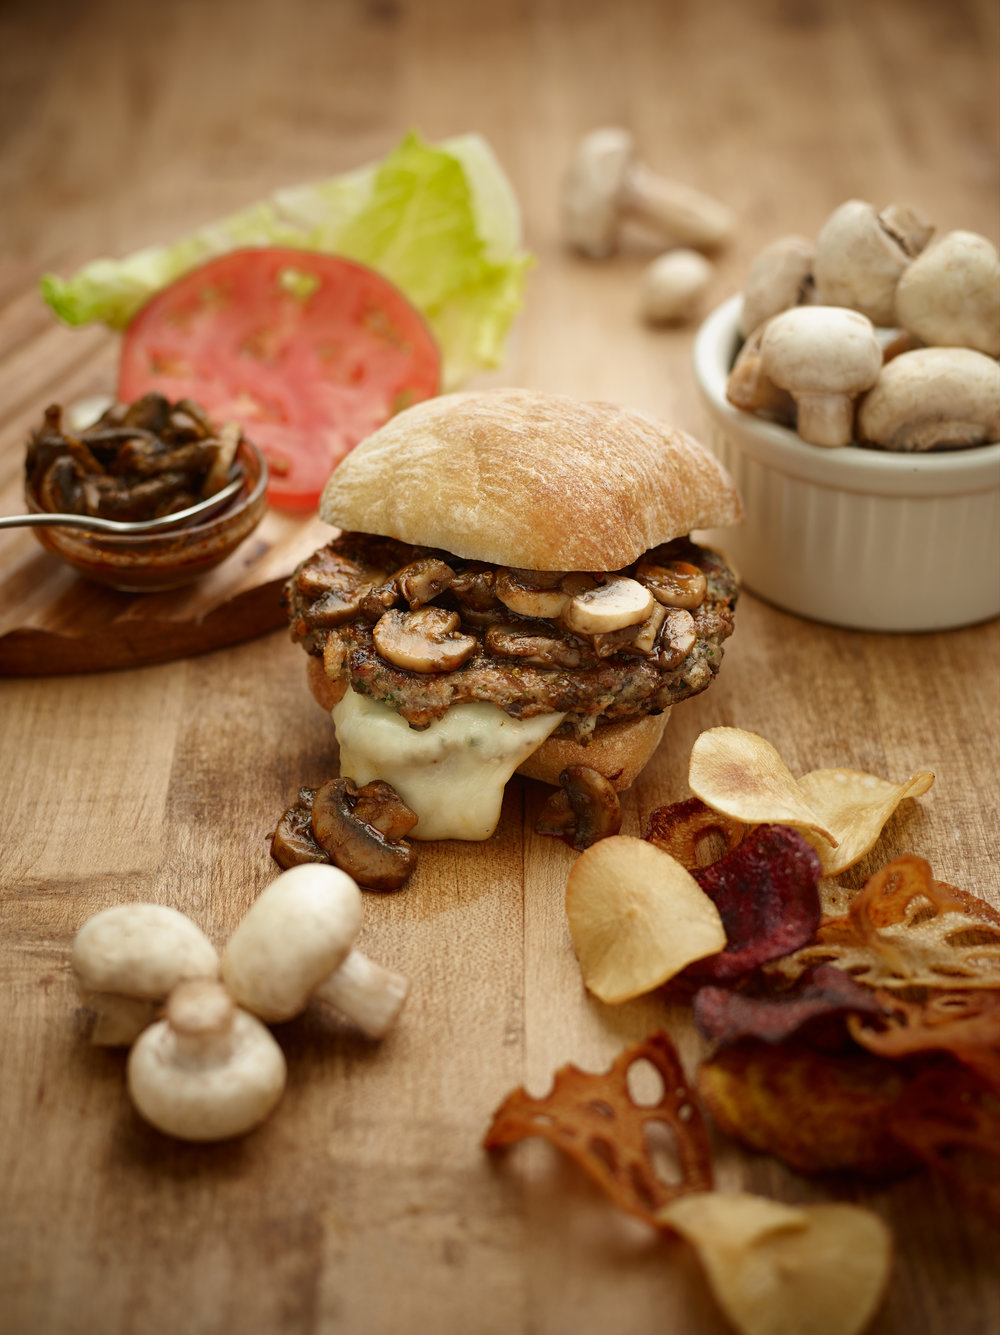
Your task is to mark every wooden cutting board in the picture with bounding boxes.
[0,287,332,675]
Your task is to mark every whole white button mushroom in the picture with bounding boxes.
[221,863,410,1040]
[813,199,934,326]
[640,249,714,325]
[127,978,286,1142]
[760,306,883,447]
[563,127,735,259]
[857,347,1000,451]
[71,902,220,1045]
[738,234,816,339]
[894,231,1000,358]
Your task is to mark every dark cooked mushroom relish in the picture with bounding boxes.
[25,393,242,522]
[285,532,738,742]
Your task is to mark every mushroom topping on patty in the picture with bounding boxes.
[635,558,708,610]
[563,577,655,635]
[373,607,478,672]
[495,567,570,620]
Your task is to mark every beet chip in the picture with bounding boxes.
[887,1062,1000,1225]
[694,965,887,1048]
[696,1038,920,1176]
[484,1032,713,1226]
[686,825,823,981]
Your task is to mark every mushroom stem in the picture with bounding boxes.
[622,163,735,252]
[165,978,238,1071]
[793,394,858,450]
[314,949,411,1040]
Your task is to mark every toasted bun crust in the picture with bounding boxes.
[319,388,742,571]
[514,710,670,791]
[306,654,668,793]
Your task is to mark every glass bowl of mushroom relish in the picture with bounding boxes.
[692,293,1000,633]
[23,394,268,591]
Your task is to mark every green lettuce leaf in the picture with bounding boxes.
[40,132,530,389]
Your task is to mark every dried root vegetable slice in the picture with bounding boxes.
[644,796,746,869]
[694,965,886,1047]
[689,728,935,875]
[696,1039,919,1175]
[565,836,726,1003]
[483,1032,713,1225]
[850,989,1000,1091]
[658,1192,892,1335]
[689,825,822,981]
[797,767,934,876]
[689,729,837,847]
[770,856,1000,991]
[887,1063,1000,1226]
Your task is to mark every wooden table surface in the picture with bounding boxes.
[2,2,999,1333]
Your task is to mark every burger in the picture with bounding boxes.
[284,388,742,840]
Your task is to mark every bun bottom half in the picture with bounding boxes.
[305,655,669,793]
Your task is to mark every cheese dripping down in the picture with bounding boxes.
[331,687,566,841]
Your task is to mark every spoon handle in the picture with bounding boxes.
[0,476,244,535]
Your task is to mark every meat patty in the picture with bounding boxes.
[285,532,738,740]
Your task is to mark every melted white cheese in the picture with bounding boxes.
[331,687,566,841]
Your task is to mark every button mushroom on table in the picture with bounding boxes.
[221,863,410,1040]
[71,902,221,1045]
[562,127,735,258]
[126,978,287,1142]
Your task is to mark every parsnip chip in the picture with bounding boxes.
[658,1192,892,1335]
[690,728,838,846]
[797,768,935,875]
[483,1032,714,1225]
[565,836,726,1003]
[696,1039,919,1175]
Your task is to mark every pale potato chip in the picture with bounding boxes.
[797,768,935,875]
[565,836,726,1003]
[658,1191,892,1335]
[689,729,837,847]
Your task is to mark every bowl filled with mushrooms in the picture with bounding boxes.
[692,202,1000,632]
[23,393,269,592]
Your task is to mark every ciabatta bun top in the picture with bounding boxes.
[319,388,742,571]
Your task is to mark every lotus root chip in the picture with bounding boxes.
[483,1032,713,1225]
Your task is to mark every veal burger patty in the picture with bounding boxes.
[285,531,738,740]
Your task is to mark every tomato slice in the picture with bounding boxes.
[118,249,441,511]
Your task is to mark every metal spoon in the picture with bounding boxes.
[0,475,245,535]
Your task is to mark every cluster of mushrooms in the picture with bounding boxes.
[26,393,243,520]
[71,865,409,1142]
[729,201,1000,451]
[562,126,733,324]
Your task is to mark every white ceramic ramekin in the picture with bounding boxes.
[692,295,1000,632]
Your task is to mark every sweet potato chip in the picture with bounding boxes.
[689,728,837,847]
[565,836,726,1003]
[644,796,746,869]
[887,1062,1000,1225]
[688,825,823,981]
[850,990,1000,1091]
[658,1192,892,1335]
[696,1039,919,1175]
[772,856,1000,991]
[797,768,934,876]
[694,965,886,1047]
[483,1032,713,1225]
